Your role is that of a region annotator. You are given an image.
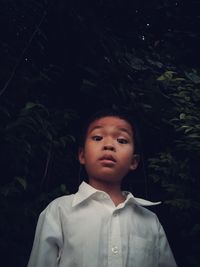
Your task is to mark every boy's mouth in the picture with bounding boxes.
[99,155,116,163]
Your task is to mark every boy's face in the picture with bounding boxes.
[79,116,139,186]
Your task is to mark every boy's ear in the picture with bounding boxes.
[78,147,85,164]
[130,154,140,170]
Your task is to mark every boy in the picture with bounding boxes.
[27,109,177,267]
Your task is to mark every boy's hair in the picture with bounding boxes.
[78,108,141,154]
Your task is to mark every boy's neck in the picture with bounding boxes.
[88,180,126,206]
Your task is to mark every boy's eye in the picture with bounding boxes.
[92,135,102,141]
[117,138,128,144]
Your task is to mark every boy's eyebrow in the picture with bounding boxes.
[118,127,132,137]
[89,126,103,133]
[89,126,132,136]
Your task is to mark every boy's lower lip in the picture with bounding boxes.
[99,159,116,164]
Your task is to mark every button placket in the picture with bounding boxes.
[108,211,122,267]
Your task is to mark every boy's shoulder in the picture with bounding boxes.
[127,195,161,223]
[134,201,157,217]
[44,194,75,214]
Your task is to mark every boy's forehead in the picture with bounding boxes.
[87,116,133,136]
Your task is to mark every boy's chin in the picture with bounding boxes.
[89,173,123,185]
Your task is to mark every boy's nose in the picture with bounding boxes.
[103,144,115,151]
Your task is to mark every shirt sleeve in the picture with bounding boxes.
[158,220,177,267]
[27,202,63,267]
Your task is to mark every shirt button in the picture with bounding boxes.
[113,212,117,217]
[111,246,119,254]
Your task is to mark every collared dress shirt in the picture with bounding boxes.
[27,182,177,267]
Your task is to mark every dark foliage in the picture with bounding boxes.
[0,0,200,266]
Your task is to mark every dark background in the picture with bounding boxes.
[0,0,200,266]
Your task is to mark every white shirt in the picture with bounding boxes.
[27,182,177,267]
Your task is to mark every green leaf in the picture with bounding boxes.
[146,58,163,68]
[187,134,200,139]
[184,71,200,84]
[82,80,96,87]
[184,127,194,134]
[179,113,186,120]
[15,177,27,190]
[157,71,176,81]
[125,54,147,70]
[24,102,38,110]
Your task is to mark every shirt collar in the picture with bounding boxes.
[72,182,99,207]
[124,192,161,206]
[72,181,161,207]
